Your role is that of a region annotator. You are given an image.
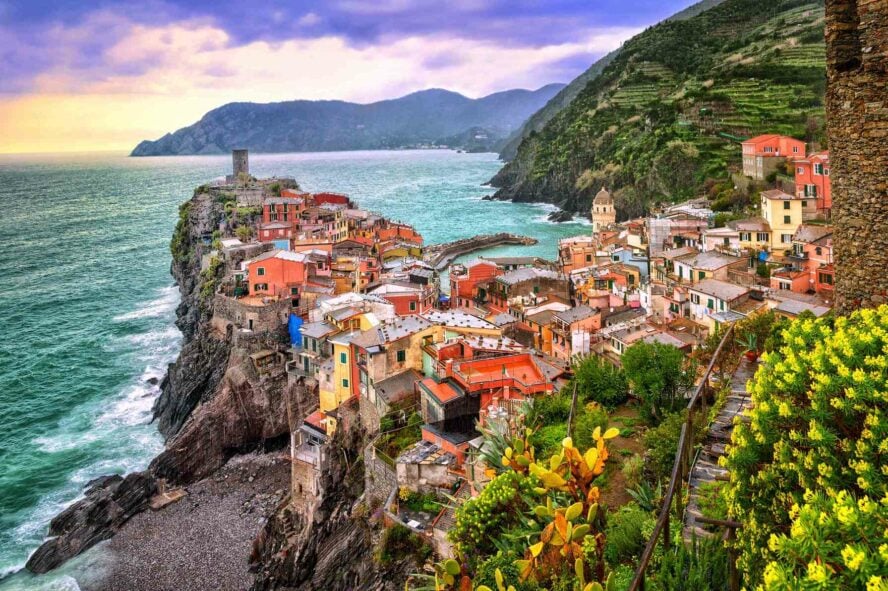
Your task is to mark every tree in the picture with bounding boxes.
[235,225,252,241]
[622,342,696,424]
[573,355,628,408]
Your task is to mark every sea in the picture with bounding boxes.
[0,149,590,589]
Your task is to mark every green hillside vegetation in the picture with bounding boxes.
[490,0,826,219]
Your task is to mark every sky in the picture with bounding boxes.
[0,0,699,154]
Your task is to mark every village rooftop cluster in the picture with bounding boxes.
[202,139,834,554]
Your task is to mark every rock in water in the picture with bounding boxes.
[26,472,156,574]
[548,209,574,222]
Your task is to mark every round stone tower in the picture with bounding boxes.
[591,187,616,234]
[232,149,249,179]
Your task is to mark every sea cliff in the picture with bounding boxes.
[26,187,387,587]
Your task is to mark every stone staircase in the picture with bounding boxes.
[683,357,757,540]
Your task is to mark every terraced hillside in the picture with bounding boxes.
[490,0,826,218]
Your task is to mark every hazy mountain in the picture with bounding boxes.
[131,84,566,156]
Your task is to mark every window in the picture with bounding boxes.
[757,232,769,242]
[797,166,804,174]
[814,163,824,175]
[723,237,730,246]
[824,168,830,176]
[720,300,725,311]
[801,201,807,208]
[340,352,347,364]
[257,267,266,276]
[397,350,406,363]
[290,287,299,296]
[805,184,817,197]
[698,271,705,280]
[819,273,834,285]
[707,298,714,310]
[409,301,417,312]
[740,232,751,242]
[303,336,309,348]
[254,283,268,291]
[782,234,793,243]
[815,247,822,256]
[691,293,700,304]
[784,216,791,224]
[342,378,349,388]
[585,254,592,262]
[792,146,799,153]
[783,201,790,210]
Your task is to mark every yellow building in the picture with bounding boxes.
[760,189,804,251]
[319,310,381,412]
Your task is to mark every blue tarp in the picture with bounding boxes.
[758,250,768,262]
[288,314,303,345]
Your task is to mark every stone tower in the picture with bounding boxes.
[232,149,249,179]
[825,0,888,312]
[591,187,616,234]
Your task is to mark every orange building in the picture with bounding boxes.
[741,134,806,180]
[246,250,313,298]
[449,260,502,308]
[793,152,831,217]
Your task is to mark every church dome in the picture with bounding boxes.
[593,187,614,205]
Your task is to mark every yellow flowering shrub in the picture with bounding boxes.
[723,307,888,589]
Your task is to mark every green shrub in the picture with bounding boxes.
[621,454,644,490]
[608,565,635,591]
[574,403,610,450]
[622,342,696,424]
[475,552,538,591]
[604,503,653,566]
[724,307,888,589]
[642,411,685,482]
[696,481,728,522]
[532,423,568,459]
[376,523,429,565]
[573,355,629,407]
[650,535,731,591]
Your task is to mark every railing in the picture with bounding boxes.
[628,324,737,591]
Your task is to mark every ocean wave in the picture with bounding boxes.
[112,285,178,321]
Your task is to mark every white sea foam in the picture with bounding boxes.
[112,285,178,321]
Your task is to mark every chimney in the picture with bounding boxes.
[444,359,454,378]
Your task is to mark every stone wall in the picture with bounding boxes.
[213,293,292,336]
[826,0,888,312]
[363,442,398,507]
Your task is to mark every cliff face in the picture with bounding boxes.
[490,0,827,217]
[251,430,414,591]
[27,188,312,574]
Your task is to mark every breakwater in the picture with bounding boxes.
[424,233,538,270]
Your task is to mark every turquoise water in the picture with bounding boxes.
[0,150,589,588]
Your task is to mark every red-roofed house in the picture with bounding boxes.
[741,134,806,180]
[449,260,502,309]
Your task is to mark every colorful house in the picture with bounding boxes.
[550,305,602,361]
[687,279,750,321]
[760,189,806,250]
[449,259,502,309]
[369,282,437,316]
[246,250,312,298]
[741,134,806,180]
[793,151,831,217]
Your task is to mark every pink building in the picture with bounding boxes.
[793,152,831,217]
[741,134,806,180]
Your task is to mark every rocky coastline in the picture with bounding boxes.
[25,188,357,588]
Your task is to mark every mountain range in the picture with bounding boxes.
[130,85,565,156]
